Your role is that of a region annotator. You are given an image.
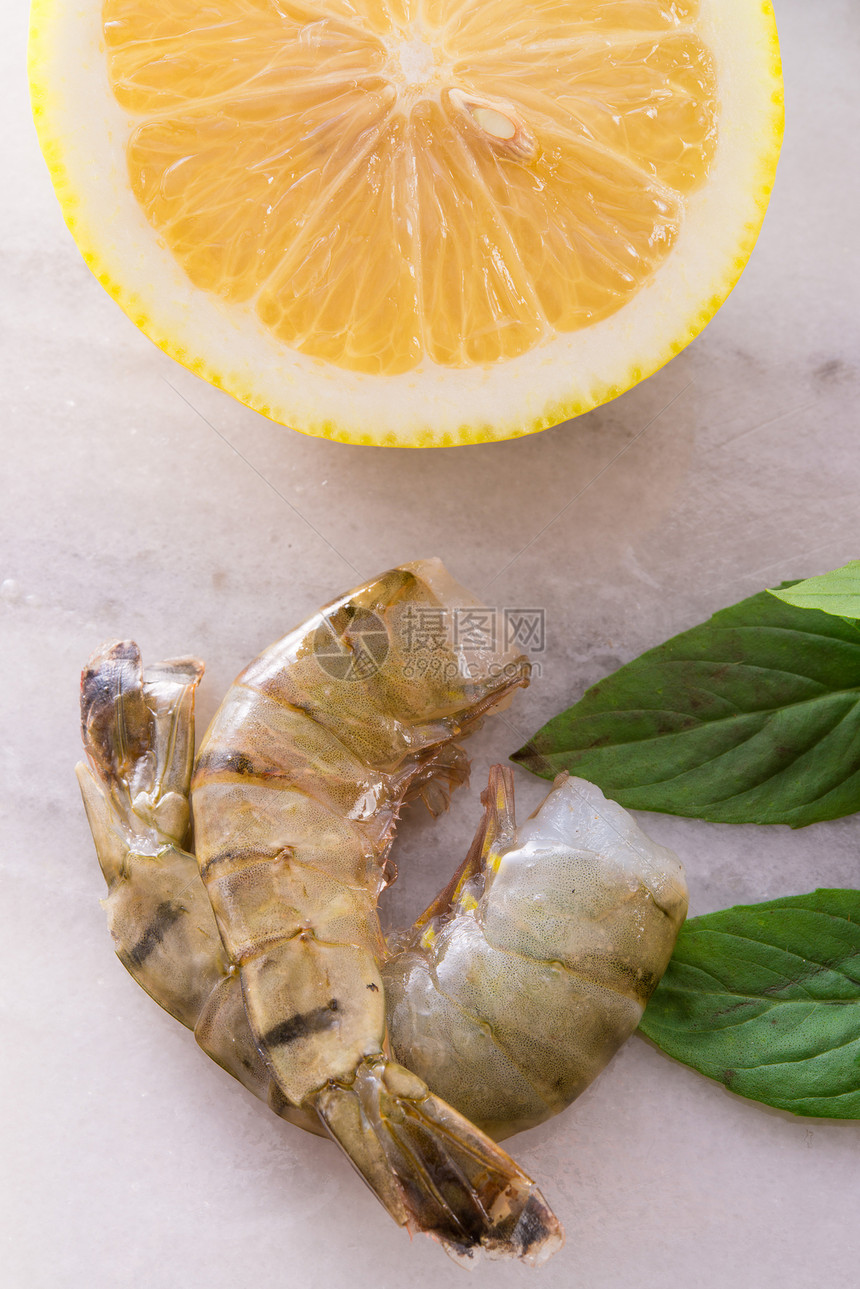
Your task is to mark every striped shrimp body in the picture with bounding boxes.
[383,766,688,1140]
[76,643,323,1138]
[185,560,563,1261]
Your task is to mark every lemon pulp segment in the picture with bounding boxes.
[105,0,718,376]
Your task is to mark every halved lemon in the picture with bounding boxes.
[29,0,783,446]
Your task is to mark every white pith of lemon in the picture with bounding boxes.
[29,0,783,448]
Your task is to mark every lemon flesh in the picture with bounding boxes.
[29,0,783,446]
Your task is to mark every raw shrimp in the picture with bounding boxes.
[77,559,688,1263]
[384,765,688,1140]
[78,560,563,1265]
[78,659,686,1151]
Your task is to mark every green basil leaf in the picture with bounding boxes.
[638,890,860,1118]
[770,560,860,621]
[511,589,860,826]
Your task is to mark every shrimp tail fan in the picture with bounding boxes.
[77,639,204,865]
[313,1057,563,1266]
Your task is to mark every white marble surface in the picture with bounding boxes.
[4,1,860,1285]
